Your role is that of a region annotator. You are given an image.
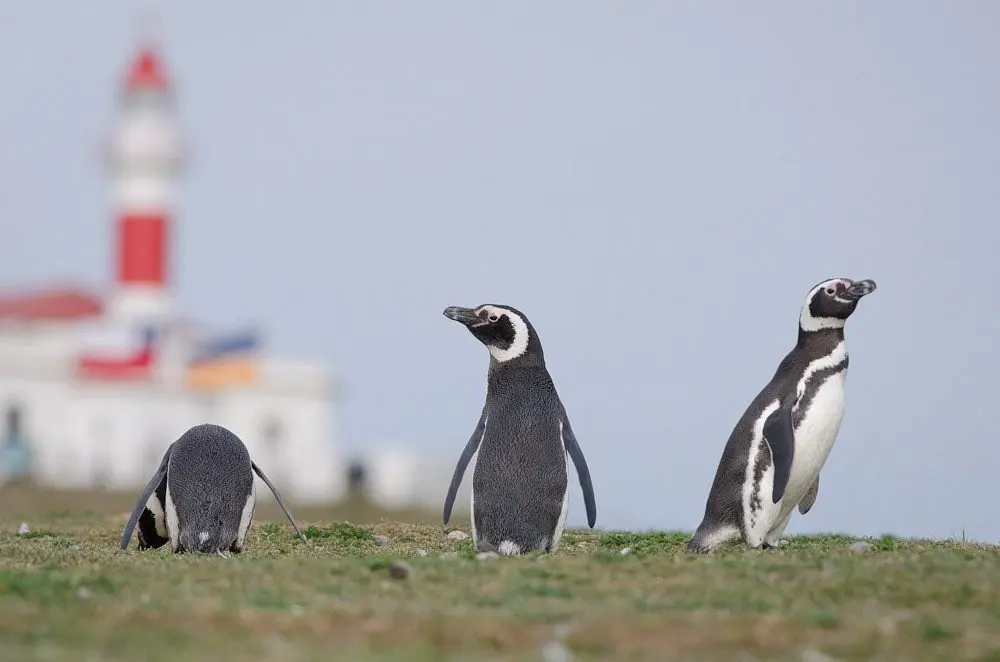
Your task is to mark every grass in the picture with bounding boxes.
[1,490,999,661]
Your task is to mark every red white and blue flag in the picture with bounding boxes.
[76,325,157,380]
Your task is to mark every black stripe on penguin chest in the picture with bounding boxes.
[748,359,849,513]
[792,359,848,429]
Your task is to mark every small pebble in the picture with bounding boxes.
[76,587,91,599]
[447,530,470,541]
[373,536,389,547]
[414,549,428,557]
[17,523,29,535]
[848,541,872,553]
[476,551,499,561]
[388,561,411,580]
[620,547,631,556]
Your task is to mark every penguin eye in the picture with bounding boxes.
[825,286,836,295]
[488,314,500,322]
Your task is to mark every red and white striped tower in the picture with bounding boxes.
[105,40,185,323]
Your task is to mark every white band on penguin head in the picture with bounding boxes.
[478,306,531,362]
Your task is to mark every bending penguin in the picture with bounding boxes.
[441,304,597,556]
[687,277,877,554]
[119,423,308,554]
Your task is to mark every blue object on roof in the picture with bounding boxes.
[189,329,260,364]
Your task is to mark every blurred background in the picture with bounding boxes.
[0,2,998,539]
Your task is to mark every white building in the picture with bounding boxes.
[0,39,346,504]
[359,443,471,514]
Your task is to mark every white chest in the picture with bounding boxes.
[785,369,846,499]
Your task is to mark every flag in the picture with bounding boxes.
[76,325,157,381]
[185,328,260,390]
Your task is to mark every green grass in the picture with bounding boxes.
[1,511,999,662]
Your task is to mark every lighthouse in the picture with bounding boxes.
[105,42,185,323]
[0,33,344,502]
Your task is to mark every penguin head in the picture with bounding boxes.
[800,277,877,332]
[442,304,544,364]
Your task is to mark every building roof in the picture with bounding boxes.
[0,288,104,323]
[125,46,170,92]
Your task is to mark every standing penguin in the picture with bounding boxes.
[687,277,876,554]
[441,304,597,555]
[120,423,307,554]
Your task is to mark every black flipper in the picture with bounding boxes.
[799,474,820,514]
[251,462,307,543]
[120,444,173,550]
[442,407,487,525]
[560,411,597,528]
[762,400,796,504]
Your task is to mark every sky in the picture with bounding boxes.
[1,1,998,541]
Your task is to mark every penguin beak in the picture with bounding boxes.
[443,306,483,326]
[843,279,877,300]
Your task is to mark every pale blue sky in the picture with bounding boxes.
[2,1,998,540]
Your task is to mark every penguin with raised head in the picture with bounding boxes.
[687,277,877,554]
[441,304,597,556]
[120,423,308,554]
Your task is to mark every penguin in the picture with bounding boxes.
[120,423,308,554]
[441,303,597,556]
[687,277,877,554]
